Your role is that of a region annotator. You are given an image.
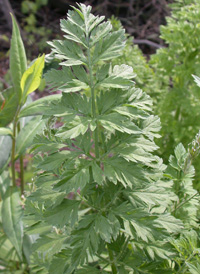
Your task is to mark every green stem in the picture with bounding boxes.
[17,123,25,195]
[19,155,24,194]
[77,192,99,211]
[107,245,118,274]
[116,235,130,261]
[176,251,197,274]
[172,192,198,214]
[87,45,100,159]
[11,119,17,187]
[11,107,21,188]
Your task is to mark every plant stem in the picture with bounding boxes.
[172,192,198,214]
[117,235,130,261]
[19,155,24,194]
[11,107,21,188]
[107,245,118,274]
[176,251,197,274]
[87,45,100,159]
[11,119,17,187]
[17,123,25,195]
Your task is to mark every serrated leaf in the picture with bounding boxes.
[56,116,93,139]
[38,151,71,171]
[155,214,183,233]
[99,112,141,135]
[174,143,187,166]
[90,20,112,46]
[21,54,45,102]
[93,30,125,63]
[104,157,145,188]
[142,115,161,138]
[32,235,65,257]
[10,14,27,100]
[49,256,68,274]
[95,215,113,242]
[44,199,80,227]
[54,161,90,193]
[187,263,200,274]
[2,186,23,260]
[128,184,176,209]
[117,207,157,242]
[48,40,86,66]
[71,217,99,266]
[60,18,88,47]
[97,65,135,89]
[130,88,152,111]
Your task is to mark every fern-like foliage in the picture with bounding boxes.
[150,0,200,184]
[164,136,200,274]
[171,230,200,274]
[24,4,183,273]
[166,142,199,227]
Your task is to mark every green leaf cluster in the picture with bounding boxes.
[166,143,199,228]
[24,4,183,273]
[150,0,200,184]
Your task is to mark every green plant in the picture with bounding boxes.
[171,230,200,274]
[150,0,200,185]
[167,142,199,228]
[0,15,48,273]
[24,4,184,273]
[165,137,200,273]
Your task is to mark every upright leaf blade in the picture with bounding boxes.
[0,171,11,199]
[1,186,23,260]
[10,14,27,100]
[0,87,19,127]
[21,54,45,102]
[15,116,45,157]
[0,135,12,173]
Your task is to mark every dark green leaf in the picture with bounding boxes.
[10,15,27,100]
[44,199,80,227]
[0,87,19,127]
[0,135,12,172]
[15,116,45,157]
[2,186,23,260]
